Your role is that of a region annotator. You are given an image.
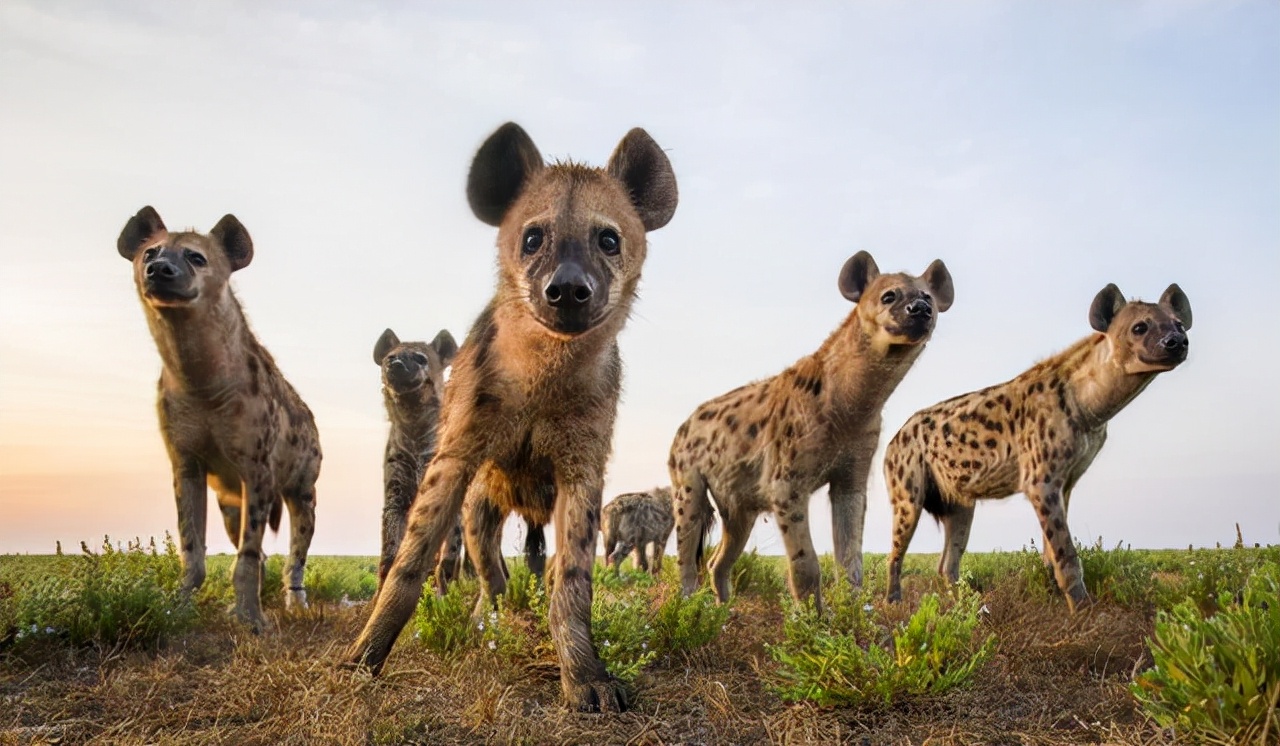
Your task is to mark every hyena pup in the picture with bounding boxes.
[602,487,674,574]
[118,207,321,631]
[346,122,678,712]
[373,328,457,588]
[883,283,1192,611]
[670,252,953,609]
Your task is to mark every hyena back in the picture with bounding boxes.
[602,487,674,574]
[346,122,678,712]
[883,283,1192,611]
[670,251,953,609]
[117,207,321,631]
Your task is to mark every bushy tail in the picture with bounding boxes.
[269,496,283,533]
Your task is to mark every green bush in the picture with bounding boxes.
[1078,538,1158,606]
[9,536,197,649]
[1168,544,1280,614]
[197,554,285,608]
[769,587,995,706]
[1132,561,1280,744]
[303,557,378,603]
[958,547,1050,599]
[412,578,481,657]
[591,588,658,683]
[731,549,785,599]
[650,587,731,655]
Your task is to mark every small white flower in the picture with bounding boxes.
[862,604,874,612]
[44,626,55,635]
[979,604,991,615]
[487,640,497,650]
[477,621,485,631]
[641,642,648,650]
[603,639,611,647]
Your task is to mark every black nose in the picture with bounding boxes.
[388,357,405,368]
[544,262,594,308]
[145,260,179,279]
[1161,332,1188,350]
[906,299,932,318]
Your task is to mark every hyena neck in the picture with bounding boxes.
[147,290,253,397]
[1061,335,1158,429]
[811,307,923,424]
[384,388,439,445]
[492,298,627,388]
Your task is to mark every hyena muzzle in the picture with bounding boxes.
[883,283,1192,611]
[345,122,678,713]
[118,206,321,631]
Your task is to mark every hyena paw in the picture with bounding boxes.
[564,677,629,713]
[231,603,268,634]
[285,588,309,611]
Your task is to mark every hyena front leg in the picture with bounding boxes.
[379,458,420,588]
[550,477,624,712]
[231,470,275,632]
[347,456,475,673]
[1026,480,1089,612]
[770,483,822,609]
[828,445,873,588]
[283,490,316,610]
[170,454,208,593]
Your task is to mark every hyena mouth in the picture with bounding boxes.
[143,283,198,304]
[536,306,609,336]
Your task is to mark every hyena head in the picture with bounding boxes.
[838,250,954,346]
[1088,283,1192,374]
[117,206,252,310]
[466,122,678,337]
[373,328,459,397]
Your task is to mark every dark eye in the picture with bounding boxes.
[184,250,207,267]
[143,248,159,262]
[1131,322,1148,335]
[880,290,897,304]
[1173,320,1184,332]
[522,227,544,255]
[597,228,621,256]
[411,353,428,366]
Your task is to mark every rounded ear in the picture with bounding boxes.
[606,128,678,231]
[466,122,544,227]
[210,214,253,271]
[117,206,167,260]
[922,259,954,312]
[374,328,400,365]
[1159,283,1192,330]
[838,251,880,303]
[1089,283,1126,333]
[431,329,459,364]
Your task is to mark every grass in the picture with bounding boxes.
[1,537,1276,744]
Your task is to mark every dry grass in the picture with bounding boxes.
[0,566,1180,746]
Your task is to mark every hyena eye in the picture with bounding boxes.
[143,248,159,262]
[411,353,428,366]
[880,290,897,305]
[522,227,544,255]
[1173,320,1184,332]
[597,228,621,256]
[184,250,207,267]
[1131,322,1148,335]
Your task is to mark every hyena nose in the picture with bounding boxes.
[906,299,932,318]
[544,262,594,308]
[1161,332,1188,350]
[388,357,405,368]
[145,260,180,280]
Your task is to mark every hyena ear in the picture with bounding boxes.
[467,122,544,227]
[210,214,254,271]
[838,251,880,303]
[431,329,459,364]
[374,329,400,365]
[1089,283,1127,333]
[117,206,167,260]
[922,259,954,312]
[1159,283,1193,330]
[606,128,678,232]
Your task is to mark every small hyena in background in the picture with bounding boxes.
[118,207,321,631]
[883,283,1192,611]
[602,487,674,574]
[347,121,678,712]
[373,327,457,588]
[670,251,953,609]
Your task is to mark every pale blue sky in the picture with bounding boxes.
[1,1,1277,558]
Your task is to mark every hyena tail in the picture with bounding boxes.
[269,496,283,533]
[919,462,960,523]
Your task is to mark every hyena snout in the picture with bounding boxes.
[544,260,595,308]
[140,251,197,302]
[905,297,933,319]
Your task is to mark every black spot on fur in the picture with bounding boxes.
[747,423,758,439]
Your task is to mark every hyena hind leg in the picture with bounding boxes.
[283,490,316,610]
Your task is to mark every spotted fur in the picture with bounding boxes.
[602,487,674,574]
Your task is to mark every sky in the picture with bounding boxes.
[1,1,1277,562]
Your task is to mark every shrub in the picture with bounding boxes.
[769,587,995,706]
[9,536,197,649]
[303,557,378,603]
[731,549,785,599]
[1132,561,1280,744]
[591,588,658,683]
[1077,538,1158,606]
[650,587,731,655]
[412,578,481,657]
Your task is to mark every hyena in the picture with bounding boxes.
[117,207,320,631]
[346,122,678,712]
[883,283,1192,611]
[602,487,674,574]
[670,251,953,609]
[373,327,457,587]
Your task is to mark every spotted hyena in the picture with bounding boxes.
[883,283,1192,611]
[373,328,458,587]
[117,207,321,631]
[670,251,953,609]
[346,122,678,712]
[602,487,674,574]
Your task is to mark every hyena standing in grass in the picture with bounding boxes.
[884,283,1192,611]
[602,487,674,574]
[117,207,320,631]
[346,122,678,712]
[670,251,953,609]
